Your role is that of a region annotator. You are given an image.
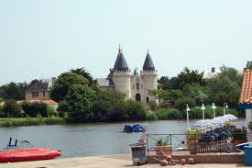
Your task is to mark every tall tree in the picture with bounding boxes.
[50,72,89,102]
[71,68,93,84]
[206,66,242,109]
[0,82,26,100]
[176,67,205,89]
[58,84,96,122]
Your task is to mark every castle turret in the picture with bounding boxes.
[112,47,131,98]
[141,50,158,103]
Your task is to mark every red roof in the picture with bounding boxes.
[240,69,252,104]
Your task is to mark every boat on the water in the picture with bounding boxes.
[123,124,145,133]
[0,138,61,163]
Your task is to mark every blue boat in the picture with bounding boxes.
[123,124,145,133]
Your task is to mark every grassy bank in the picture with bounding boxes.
[0,117,65,127]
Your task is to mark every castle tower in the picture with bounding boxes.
[141,50,158,103]
[112,47,131,99]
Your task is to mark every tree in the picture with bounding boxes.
[246,61,252,69]
[71,68,94,84]
[93,90,125,122]
[206,66,242,109]
[125,100,146,121]
[174,97,196,111]
[2,100,22,117]
[58,84,96,122]
[182,84,208,105]
[0,82,26,100]
[158,76,179,90]
[22,102,48,117]
[176,67,205,89]
[50,72,89,102]
[158,76,170,90]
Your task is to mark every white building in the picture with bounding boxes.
[98,48,158,104]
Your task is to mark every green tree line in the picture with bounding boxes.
[0,66,244,124]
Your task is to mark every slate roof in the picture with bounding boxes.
[143,51,155,71]
[26,80,49,91]
[240,69,252,104]
[113,48,129,71]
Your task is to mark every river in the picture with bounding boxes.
[0,120,246,158]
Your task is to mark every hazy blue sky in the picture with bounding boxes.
[1,0,252,85]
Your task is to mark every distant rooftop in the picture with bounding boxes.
[113,48,129,72]
[143,51,155,71]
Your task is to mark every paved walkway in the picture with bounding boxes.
[0,154,247,168]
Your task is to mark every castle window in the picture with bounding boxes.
[43,91,46,97]
[146,97,150,103]
[136,83,140,90]
[32,92,39,98]
[135,94,141,102]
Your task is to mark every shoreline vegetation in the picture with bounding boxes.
[0,106,242,127]
[0,66,245,127]
[0,117,65,127]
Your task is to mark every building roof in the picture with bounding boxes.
[143,51,155,71]
[113,48,129,71]
[97,78,110,87]
[240,69,252,104]
[26,80,48,91]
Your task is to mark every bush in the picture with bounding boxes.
[174,97,196,111]
[47,105,57,117]
[2,100,22,117]
[146,111,158,121]
[0,117,65,127]
[22,102,48,117]
[125,100,146,121]
[107,101,128,122]
[155,108,183,120]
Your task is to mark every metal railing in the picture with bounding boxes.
[146,133,246,155]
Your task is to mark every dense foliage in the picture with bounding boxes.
[0,82,26,100]
[22,102,48,117]
[50,72,89,102]
[0,65,244,125]
[158,66,243,117]
[2,100,22,117]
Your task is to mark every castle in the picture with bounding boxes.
[98,47,158,104]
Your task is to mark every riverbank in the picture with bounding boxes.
[1,154,245,168]
[0,117,65,127]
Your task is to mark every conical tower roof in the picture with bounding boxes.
[113,47,129,71]
[143,51,155,71]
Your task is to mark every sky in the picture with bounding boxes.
[0,0,252,85]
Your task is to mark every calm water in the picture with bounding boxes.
[0,120,246,158]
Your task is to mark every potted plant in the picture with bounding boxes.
[186,128,200,154]
[155,137,172,155]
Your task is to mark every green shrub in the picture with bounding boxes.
[2,100,22,117]
[22,102,48,117]
[47,105,57,117]
[174,97,196,111]
[156,108,183,120]
[0,117,65,127]
[125,100,146,121]
[146,111,158,121]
